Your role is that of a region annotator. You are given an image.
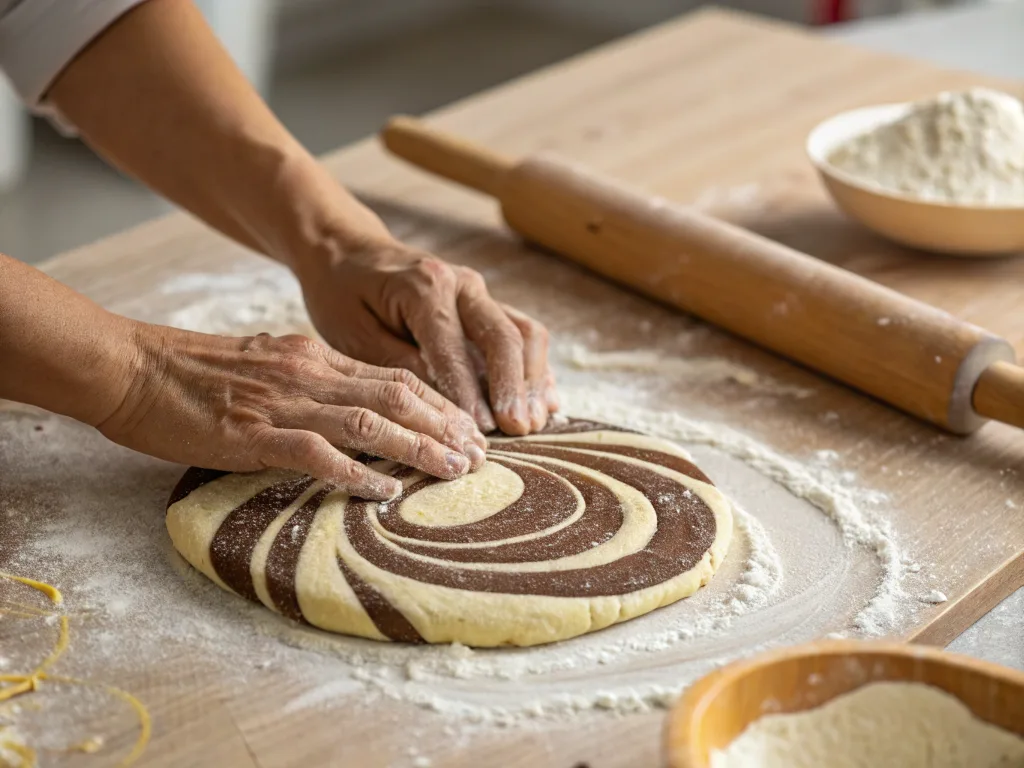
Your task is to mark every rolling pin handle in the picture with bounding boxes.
[381,116,514,197]
[973,360,1024,431]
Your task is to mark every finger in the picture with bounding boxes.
[293,404,470,481]
[367,367,487,465]
[253,427,401,501]
[326,377,486,469]
[313,348,486,459]
[456,273,529,436]
[358,317,433,383]
[544,371,560,413]
[404,294,497,434]
[502,304,552,432]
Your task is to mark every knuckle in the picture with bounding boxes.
[494,324,525,353]
[393,368,426,394]
[378,382,415,417]
[276,353,312,380]
[243,422,276,458]
[334,459,363,485]
[411,258,456,292]
[440,418,463,447]
[345,408,382,442]
[291,335,325,358]
[407,433,433,464]
[241,332,273,353]
[520,318,548,344]
[459,268,488,292]
[288,433,326,466]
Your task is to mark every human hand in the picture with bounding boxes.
[99,323,487,500]
[295,237,559,436]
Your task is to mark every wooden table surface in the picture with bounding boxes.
[4,8,1024,767]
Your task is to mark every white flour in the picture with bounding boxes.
[828,88,1024,204]
[560,345,814,399]
[1,268,928,745]
[160,269,311,336]
[2,384,919,734]
[711,682,1024,768]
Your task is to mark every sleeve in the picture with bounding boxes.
[0,0,152,107]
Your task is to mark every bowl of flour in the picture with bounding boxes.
[664,639,1024,768]
[807,88,1024,255]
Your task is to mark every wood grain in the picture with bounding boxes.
[4,8,1024,767]
[975,360,1024,430]
[383,117,1023,434]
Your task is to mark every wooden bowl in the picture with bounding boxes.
[806,104,1024,256]
[664,640,1024,768]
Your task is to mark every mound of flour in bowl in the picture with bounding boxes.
[828,88,1024,204]
[711,681,1024,768]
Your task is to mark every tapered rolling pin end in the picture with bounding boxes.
[974,360,1024,431]
[381,115,514,197]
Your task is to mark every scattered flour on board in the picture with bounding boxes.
[1,267,927,735]
[690,183,764,213]
[251,388,910,726]
[560,344,814,399]
[0,391,913,733]
[561,388,907,638]
[2,386,919,733]
[159,268,311,335]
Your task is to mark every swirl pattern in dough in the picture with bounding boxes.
[166,420,732,646]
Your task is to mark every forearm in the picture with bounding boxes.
[0,254,135,426]
[46,0,389,273]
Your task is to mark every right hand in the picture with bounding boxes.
[99,323,487,500]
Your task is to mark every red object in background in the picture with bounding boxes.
[818,0,850,24]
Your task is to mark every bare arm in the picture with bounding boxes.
[47,0,558,436]
[0,254,132,428]
[0,253,485,500]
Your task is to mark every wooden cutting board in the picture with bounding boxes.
[3,9,1024,768]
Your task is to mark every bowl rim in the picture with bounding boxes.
[664,639,1024,767]
[806,102,1024,213]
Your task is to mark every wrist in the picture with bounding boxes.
[263,154,396,280]
[71,313,153,429]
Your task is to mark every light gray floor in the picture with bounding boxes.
[0,2,1021,668]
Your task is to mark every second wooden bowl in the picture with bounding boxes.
[664,640,1024,768]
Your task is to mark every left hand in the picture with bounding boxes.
[295,237,558,436]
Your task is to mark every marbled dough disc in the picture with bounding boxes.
[165,420,732,647]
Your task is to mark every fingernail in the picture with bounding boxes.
[446,451,470,477]
[465,443,486,467]
[475,404,497,434]
[384,480,403,500]
[512,398,530,429]
[546,384,561,411]
[529,395,546,426]
[464,417,487,448]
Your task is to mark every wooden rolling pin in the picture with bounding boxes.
[381,116,1024,435]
